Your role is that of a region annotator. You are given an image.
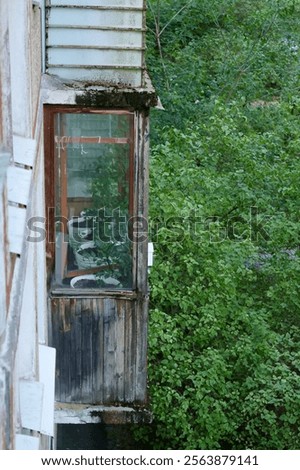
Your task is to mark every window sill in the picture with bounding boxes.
[49,287,137,300]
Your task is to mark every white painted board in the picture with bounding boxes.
[15,434,40,450]
[48,9,143,29]
[13,135,36,167]
[39,345,56,436]
[7,166,32,206]
[47,68,142,87]
[48,48,142,67]
[50,0,144,6]
[8,205,26,254]
[47,28,143,48]
[19,380,44,432]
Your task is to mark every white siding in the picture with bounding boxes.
[9,1,31,137]
[50,0,144,5]
[46,1,146,86]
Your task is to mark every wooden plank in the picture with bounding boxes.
[44,106,55,263]
[54,298,63,402]
[8,205,26,254]
[19,380,44,432]
[103,298,117,403]
[59,119,68,280]
[0,188,7,338]
[13,135,36,166]
[69,297,77,400]
[63,298,72,402]
[115,301,125,402]
[131,112,139,290]
[74,296,82,401]
[92,298,103,404]
[50,298,61,401]
[124,300,135,403]
[136,111,149,293]
[135,298,148,403]
[59,298,68,402]
[39,345,56,436]
[7,166,32,206]
[80,298,93,402]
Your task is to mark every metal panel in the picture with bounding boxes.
[46,3,146,86]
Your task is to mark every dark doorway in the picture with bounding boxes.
[56,424,144,450]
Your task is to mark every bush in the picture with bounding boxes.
[138,0,300,449]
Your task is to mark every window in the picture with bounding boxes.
[45,107,135,290]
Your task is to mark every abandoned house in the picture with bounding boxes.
[0,0,156,450]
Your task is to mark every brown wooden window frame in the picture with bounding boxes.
[44,105,136,293]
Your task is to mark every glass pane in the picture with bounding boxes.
[54,112,133,289]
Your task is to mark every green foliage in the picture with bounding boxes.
[138,0,300,450]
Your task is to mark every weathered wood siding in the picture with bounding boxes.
[50,296,148,405]
[0,1,55,450]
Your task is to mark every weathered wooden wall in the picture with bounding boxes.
[0,0,55,450]
[50,296,148,406]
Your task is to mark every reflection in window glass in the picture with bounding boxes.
[54,112,133,289]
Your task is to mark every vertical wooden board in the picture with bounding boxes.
[124,300,136,403]
[60,298,72,402]
[115,301,126,402]
[74,298,82,402]
[0,189,7,339]
[55,298,64,403]
[135,298,148,403]
[132,113,139,290]
[136,112,149,294]
[103,298,117,403]
[80,298,93,402]
[90,297,98,403]
[69,298,77,400]
[92,298,104,404]
[50,299,61,401]
[58,299,66,402]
